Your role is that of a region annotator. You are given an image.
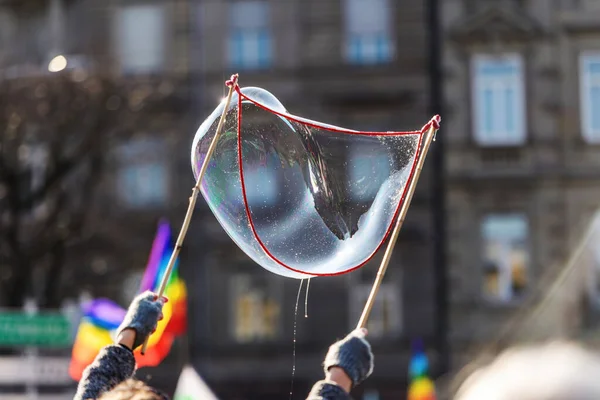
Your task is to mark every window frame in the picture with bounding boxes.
[115,138,170,209]
[343,0,394,65]
[117,163,168,208]
[229,273,283,343]
[227,163,280,207]
[227,0,272,70]
[471,53,526,146]
[347,147,392,202]
[480,212,530,304]
[114,3,167,74]
[579,51,600,144]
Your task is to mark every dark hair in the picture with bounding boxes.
[99,379,169,400]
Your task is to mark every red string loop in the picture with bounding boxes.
[430,115,441,130]
[225,74,239,88]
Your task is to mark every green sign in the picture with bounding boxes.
[0,312,71,347]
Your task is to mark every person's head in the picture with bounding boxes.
[98,379,168,400]
[454,341,600,400]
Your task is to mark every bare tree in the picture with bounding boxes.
[0,71,177,308]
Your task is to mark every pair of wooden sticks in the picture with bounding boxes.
[141,74,439,353]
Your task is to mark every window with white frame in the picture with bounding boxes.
[579,53,600,143]
[230,274,281,342]
[471,54,526,146]
[116,139,169,208]
[226,148,280,207]
[230,165,279,207]
[481,214,529,303]
[344,0,393,64]
[347,147,391,202]
[228,1,272,70]
[115,4,166,73]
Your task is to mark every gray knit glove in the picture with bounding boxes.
[323,329,374,387]
[117,291,165,350]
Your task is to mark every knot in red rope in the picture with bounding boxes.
[430,115,441,130]
[225,74,239,88]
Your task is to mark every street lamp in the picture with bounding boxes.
[48,55,67,72]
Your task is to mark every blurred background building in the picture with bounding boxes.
[190,0,440,399]
[442,0,600,370]
[0,0,441,399]
[2,0,600,399]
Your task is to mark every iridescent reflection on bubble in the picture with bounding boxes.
[191,87,422,279]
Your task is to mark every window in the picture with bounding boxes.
[471,54,526,146]
[228,1,272,70]
[230,165,279,206]
[115,4,165,73]
[348,148,391,202]
[481,214,529,302]
[580,53,600,143]
[350,272,402,338]
[118,164,168,207]
[116,139,169,208]
[230,274,281,342]
[344,0,393,64]
[363,390,380,400]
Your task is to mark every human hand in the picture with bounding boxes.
[323,328,374,388]
[117,291,167,350]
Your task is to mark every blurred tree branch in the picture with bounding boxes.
[0,71,177,308]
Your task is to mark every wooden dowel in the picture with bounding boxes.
[141,74,239,354]
[356,120,439,330]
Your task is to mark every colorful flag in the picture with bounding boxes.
[69,220,188,381]
[139,223,187,336]
[407,339,436,400]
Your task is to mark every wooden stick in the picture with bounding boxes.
[141,74,239,354]
[356,120,439,330]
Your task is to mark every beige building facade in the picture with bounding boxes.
[442,0,600,368]
[1,0,442,398]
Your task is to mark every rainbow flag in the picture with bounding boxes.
[407,339,436,400]
[69,220,187,381]
[139,222,187,337]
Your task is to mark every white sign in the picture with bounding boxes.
[0,357,71,385]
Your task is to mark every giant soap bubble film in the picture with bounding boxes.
[191,85,430,278]
[5,0,600,398]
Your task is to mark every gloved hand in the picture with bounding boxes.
[117,291,166,350]
[323,328,374,387]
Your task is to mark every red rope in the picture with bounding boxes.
[235,85,424,137]
[232,83,436,277]
[225,74,238,88]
